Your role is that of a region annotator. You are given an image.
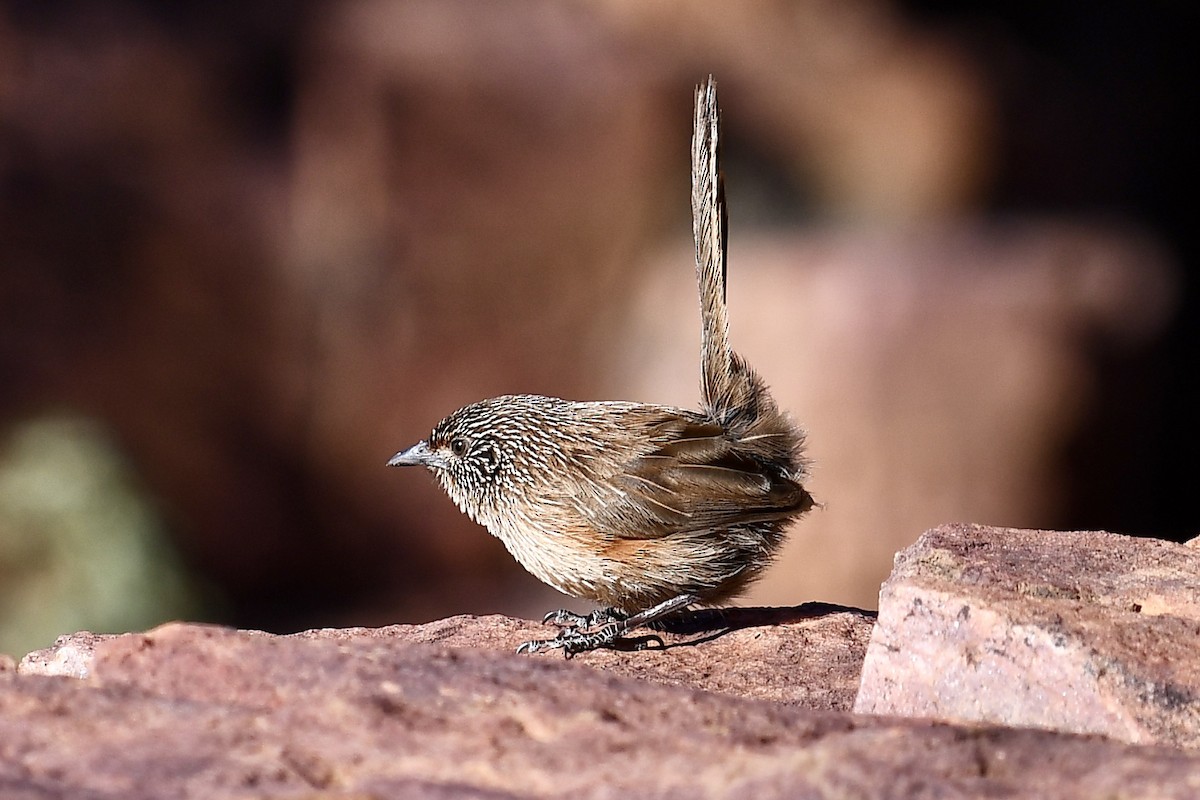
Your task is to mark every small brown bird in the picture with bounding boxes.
[389,78,813,655]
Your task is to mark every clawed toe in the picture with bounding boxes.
[517,622,624,657]
[515,638,548,655]
[541,609,590,627]
[626,634,665,651]
[521,595,697,656]
[540,607,625,629]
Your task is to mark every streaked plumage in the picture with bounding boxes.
[389,78,812,654]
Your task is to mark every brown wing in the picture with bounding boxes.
[569,416,809,541]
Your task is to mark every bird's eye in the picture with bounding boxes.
[450,437,468,457]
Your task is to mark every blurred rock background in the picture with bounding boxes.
[0,0,1193,656]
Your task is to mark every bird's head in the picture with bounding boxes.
[388,394,577,525]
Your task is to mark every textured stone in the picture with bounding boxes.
[855,523,1200,748]
[17,631,116,680]
[3,621,1198,798]
[21,605,873,712]
[368,605,874,711]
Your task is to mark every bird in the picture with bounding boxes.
[388,77,813,655]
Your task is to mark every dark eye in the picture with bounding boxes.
[450,437,468,457]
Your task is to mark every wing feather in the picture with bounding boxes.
[566,416,809,541]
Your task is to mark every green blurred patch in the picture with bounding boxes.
[0,414,207,659]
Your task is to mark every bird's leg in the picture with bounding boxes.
[541,607,626,629]
[517,593,698,656]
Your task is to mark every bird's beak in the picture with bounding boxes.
[387,441,434,467]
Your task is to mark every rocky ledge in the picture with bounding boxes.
[3,524,1199,798]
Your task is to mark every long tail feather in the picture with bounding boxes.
[692,77,731,417]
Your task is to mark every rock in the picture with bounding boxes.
[17,631,117,680]
[3,620,1198,798]
[317,604,874,711]
[21,605,874,712]
[855,523,1200,749]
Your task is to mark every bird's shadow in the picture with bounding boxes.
[612,602,876,652]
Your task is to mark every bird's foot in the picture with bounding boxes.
[516,622,663,657]
[540,607,625,629]
[519,593,697,657]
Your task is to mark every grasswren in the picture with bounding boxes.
[389,78,813,655]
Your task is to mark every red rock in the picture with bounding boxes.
[22,606,874,712]
[4,621,1198,797]
[855,523,1200,749]
[16,631,116,680]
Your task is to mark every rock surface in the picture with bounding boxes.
[5,618,1199,798]
[856,523,1200,749]
[7,526,1200,796]
[20,605,873,712]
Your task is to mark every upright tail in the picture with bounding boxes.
[692,77,770,428]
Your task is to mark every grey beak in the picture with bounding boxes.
[387,441,433,467]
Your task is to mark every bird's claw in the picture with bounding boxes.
[540,609,588,627]
[514,639,544,655]
[540,607,624,628]
[517,621,625,657]
[516,627,665,657]
[627,634,666,651]
[520,597,689,656]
